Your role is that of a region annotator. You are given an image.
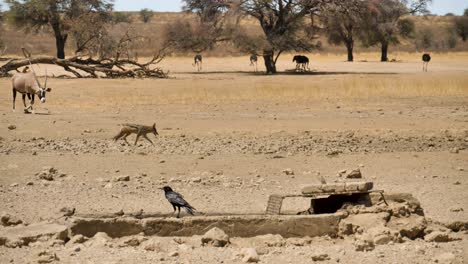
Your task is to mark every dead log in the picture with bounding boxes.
[0,55,168,78]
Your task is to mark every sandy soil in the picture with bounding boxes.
[0,56,467,263]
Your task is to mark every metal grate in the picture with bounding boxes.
[266,195,284,215]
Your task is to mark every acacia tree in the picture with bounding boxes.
[5,0,113,59]
[0,3,4,53]
[239,0,333,73]
[164,0,236,53]
[361,0,430,62]
[139,8,154,23]
[454,8,468,42]
[323,0,367,62]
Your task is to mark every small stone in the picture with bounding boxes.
[114,209,124,216]
[60,207,75,217]
[36,250,59,263]
[346,169,362,179]
[26,182,34,186]
[354,238,375,252]
[1,213,23,226]
[169,251,179,257]
[424,231,459,243]
[69,234,88,244]
[311,252,330,261]
[449,207,463,212]
[450,147,459,154]
[241,248,259,263]
[282,168,294,176]
[201,227,230,247]
[10,183,19,187]
[433,252,456,263]
[453,181,461,185]
[7,125,16,130]
[115,175,130,182]
[191,177,202,183]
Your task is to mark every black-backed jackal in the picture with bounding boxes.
[113,123,159,146]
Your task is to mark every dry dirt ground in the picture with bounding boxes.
[0,55,467,263]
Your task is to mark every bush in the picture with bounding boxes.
[113,12,132,24]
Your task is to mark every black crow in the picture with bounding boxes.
[160,186,195,218]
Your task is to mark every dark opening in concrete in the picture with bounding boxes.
[311,193,371,214]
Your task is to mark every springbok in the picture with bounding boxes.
[250,54,258,72]
[422,53,431,72]
[293,55,310,72]
[12,67,51,113]
[192,54,202,72]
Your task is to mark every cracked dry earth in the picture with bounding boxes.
[0,58,468,263]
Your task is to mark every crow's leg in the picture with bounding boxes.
[172,204,177,215]
[177,207,181,218]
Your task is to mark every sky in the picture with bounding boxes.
[1,0,467,15]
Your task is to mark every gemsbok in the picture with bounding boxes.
[12,67,51,113]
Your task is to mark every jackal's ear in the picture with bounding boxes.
[46,87,52,92]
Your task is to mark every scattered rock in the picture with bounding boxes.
[346,169,362,179]
[450,147,459,154]
[37,166,63,181]
[86,232,111,247]
[168,251,179,257]
[119,236,147,247]
[114,209,124,216]
[141,238,162,252]
[69,234,88,244]
[387,215,427,240]
[0,213,23,226]
[311,252,330,261]
[0,222,68,248]
[433,252,456,264]
[191,177,202,183]
[7,125,16,130]
[354,237,375,252]
[36,250,59,263]
[114,175,130,182]
[60,207,75,217]
[201,227,230,247]
[449,207,463,212]
[240,248,259,263]
[424,231,460,243]
[282,168,294,176]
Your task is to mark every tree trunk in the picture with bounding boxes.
[346,41,354,62]
[55,34,67,59]
[381,42,389,62]
[50,16,68,59]
[263,49,277,74]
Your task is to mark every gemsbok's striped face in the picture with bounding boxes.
[36,87,52,103]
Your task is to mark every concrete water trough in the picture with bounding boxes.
[69,181,387,239]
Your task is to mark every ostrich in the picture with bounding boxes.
[422,53,431,72]
[293,55,310,72]
[192,54,202,72]
[250,54,258,72]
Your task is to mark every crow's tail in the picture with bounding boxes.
[184,205,196,215]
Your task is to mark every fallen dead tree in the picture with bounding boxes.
[0,53,168,78]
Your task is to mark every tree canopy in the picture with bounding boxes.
[5,0,113,58]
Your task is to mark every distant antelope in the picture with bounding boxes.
[192,54,202,72]
[12,68,51,113]
[293,55,310,72]
[250,54,258,72]
[422,53,431,72]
